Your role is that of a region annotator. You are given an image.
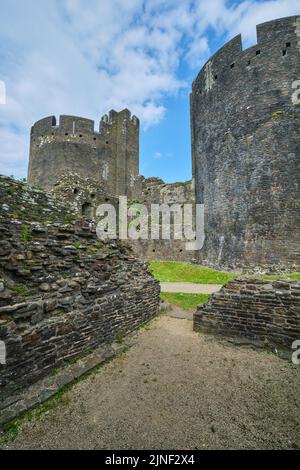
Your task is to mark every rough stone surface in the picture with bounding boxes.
[132,177,197,261]
[0,176,160,401]
[194,278,300,348]
[191,16,300,272]
[50,173,197,262]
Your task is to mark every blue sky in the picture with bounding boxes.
[0,0,299,183]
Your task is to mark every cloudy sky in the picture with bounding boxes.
[0,0,299,182]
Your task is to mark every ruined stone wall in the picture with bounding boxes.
[194,278,300,348]
[191,16,300,272]
[28,109,140,199]
[50,173,119,219]
[131,177,197,262]
[49,174,197,262]
[0,177,160,400]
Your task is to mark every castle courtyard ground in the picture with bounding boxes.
[3,310,300,450]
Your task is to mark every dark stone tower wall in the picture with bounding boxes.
[191,16,300,272]
[28,109,139,198]
[100,109,140,199]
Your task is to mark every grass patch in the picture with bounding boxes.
[161,292,210,311]
[116,334,125,345]
[259,273,300,281]
[150,261,236,284]
[21,224,31,242]
[13,284,30,297]
[150,261,300,285]
[0,388,70,444]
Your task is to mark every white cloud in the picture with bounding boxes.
[153,151,162,159]
[0,0,299,177]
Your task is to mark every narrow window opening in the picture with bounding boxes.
[256,50,261,55]
[282,50,287,56]
[65,133,69,136]
[214,75,218,80]
[82,202,93,218]
[286,42,291,48]
[73,188,79,195]
[230,63,235,69]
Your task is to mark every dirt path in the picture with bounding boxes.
[3,312,300,450]
[160,282,222,294]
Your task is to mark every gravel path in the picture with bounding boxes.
[160,282,222,294]
[3,313,300,450]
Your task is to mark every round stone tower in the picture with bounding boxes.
[28,109,140,199]
[191,16,300,272]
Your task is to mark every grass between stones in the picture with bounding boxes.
[160,292,210,311]
[0,388,71,445]
[149,261,300,284]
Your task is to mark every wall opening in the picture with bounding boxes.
[82,202,93,218]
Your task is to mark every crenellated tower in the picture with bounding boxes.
[28,109,140,198]
[191,16,300,271]
[100,109,139,199]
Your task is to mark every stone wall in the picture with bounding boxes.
[194,278,300,348]
[0,177,160,400]
[128,177,197,262]
[50,174,197,262]
[191,16,300,272]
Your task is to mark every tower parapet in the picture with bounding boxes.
[191,16,300,271]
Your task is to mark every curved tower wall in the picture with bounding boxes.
[28,109,139,198]
[191,16,300,272]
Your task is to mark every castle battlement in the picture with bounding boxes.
[31,109,139,140]
[100,108,139,131]
[192,16,300,93]
[190,15,300,271]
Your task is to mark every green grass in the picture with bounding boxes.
[13,284,30,297]
[149,261,236,284]
[160,292,210,311]
[150,261,300,285]
[258,273,300,281]
[0,388,69,444]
